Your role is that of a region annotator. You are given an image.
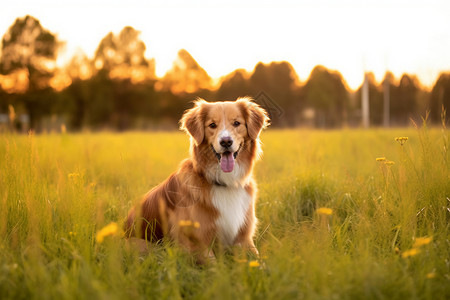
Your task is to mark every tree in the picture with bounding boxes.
[0,15,61,129]
[1,15,60,92]
[391,74,419,126]
[249,61,300,126]
[162,49,212,94]
[430,73,450,124]
[92,27,156,130]
[67,50,93,81]
[61,51,94,130]
[94,26,155,81]
[303,66,349,128]
[85,70,115,129]
[217,69,252,101]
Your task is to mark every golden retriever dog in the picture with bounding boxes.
[124,97,269,262]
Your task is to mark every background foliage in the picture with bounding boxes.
[1,15,449,132]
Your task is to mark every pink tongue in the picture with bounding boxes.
[220,152,235,172]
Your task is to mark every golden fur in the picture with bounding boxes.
[124,97,269,262]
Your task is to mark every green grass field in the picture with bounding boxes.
[0,126,449,299]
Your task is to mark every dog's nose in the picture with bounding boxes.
[220,137,233,148]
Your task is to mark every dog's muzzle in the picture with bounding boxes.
[211,144,241,173]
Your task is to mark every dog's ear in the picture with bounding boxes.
[237,97,270,140]
[180,99,207,145]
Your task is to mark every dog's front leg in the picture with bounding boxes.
[173,226,216,264]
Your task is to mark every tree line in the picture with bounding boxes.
[0,15,449,132]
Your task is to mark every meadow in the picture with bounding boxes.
[0,125,449,299]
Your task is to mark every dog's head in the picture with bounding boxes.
[180,97,269,173]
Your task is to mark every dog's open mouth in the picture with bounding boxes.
[211,145,241,173]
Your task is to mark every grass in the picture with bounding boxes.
[0,125,449,299]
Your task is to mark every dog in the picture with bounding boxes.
[124,97,269,262]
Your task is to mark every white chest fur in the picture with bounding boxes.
[211,185,252,246]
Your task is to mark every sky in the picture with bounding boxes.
[1,0,450,90]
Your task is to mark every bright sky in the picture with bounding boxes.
[1,0,450,90]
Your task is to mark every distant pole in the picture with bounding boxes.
[362,73,370,128]
[383,79,390,127]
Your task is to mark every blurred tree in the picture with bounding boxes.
[62,50,94,130]
[162,49,212,94]
[216,69,252,101]
[249,61,300,126]
[391,74,419,126]
[92,27,157,130]
[303,66,349,128]
[94,26,155,81]
[85,70,115,129]
[94,32,116,71]
[67,50,94,81]
[430,73,450,124]
[0,15,59,91]
[0,15,61,129]
[0,86,7,113]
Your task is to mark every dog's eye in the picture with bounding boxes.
[233,121,240,127]
[209,123,217,129]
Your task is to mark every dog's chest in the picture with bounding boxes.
[211,185,251,246]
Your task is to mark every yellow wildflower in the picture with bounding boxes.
[96,222,119,243]
[316,207,333,216]
[426,272,436,279]
[248,260,260,267]
[376,157,386,162]
[395,137,409,145]
[413,236,432,248]
[401,248,420,258]
[193,221,200,228]
[385,160,395,166]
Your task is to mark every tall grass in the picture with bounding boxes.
[0,126,449,299]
